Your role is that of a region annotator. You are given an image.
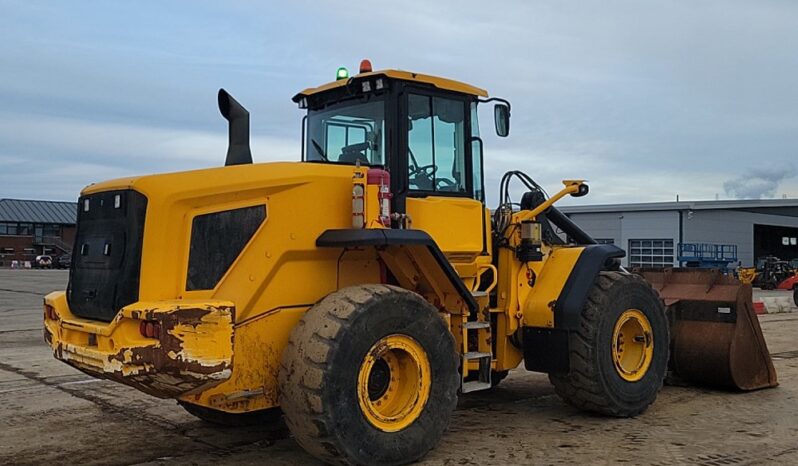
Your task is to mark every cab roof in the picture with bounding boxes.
[292,69,488,102]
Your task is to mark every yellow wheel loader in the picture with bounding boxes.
[43,61,776,465]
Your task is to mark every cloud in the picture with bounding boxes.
[1,1,798,205]
[723,166,796,199]
[0,112,296,200]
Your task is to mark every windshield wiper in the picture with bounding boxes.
[311,138,328,161]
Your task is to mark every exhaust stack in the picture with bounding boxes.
[218,88,253,166]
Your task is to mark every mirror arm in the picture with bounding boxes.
[478,97,511,112]
[300,114,307,162]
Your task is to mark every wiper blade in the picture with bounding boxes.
[311,138,328,161]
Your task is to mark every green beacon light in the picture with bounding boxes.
[336,66,349,80]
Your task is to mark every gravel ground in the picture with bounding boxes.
[1,269,797,465]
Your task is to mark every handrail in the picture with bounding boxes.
[472,263,498,294]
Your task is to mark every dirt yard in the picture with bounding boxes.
[2,269,797,465]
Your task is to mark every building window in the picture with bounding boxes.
[36,224,60,237]
[1,247,14,255]
[595,238,615,245]
[0,223,17,235]
[17,223,33,236]
[629,239,674,268]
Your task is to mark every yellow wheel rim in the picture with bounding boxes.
[611,309,654,382]
[357,334,431,432]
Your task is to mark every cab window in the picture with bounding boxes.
[407,94,467,193]
[306,98,385,166]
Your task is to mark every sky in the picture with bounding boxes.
[1,0,797,207]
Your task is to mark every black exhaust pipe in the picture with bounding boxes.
[218,88,253,166]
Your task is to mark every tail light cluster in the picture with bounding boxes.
[44,304,58,321]
[139,320,161,339]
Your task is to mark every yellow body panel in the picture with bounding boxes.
[406,196,485,256]
[46,162,380,411]
[522,247,584,328]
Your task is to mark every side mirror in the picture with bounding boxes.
[494,103,510,137]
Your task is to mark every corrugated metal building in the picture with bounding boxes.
[0,199,77,266]
[560,199,798,268]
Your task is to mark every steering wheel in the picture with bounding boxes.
[409,164,437,177]
[408,164,437,190]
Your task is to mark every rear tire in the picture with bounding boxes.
[491,370,509,387]
[178,401,282,427]
[793,286,798,307]
[550,271,669,417]
[279,284,459,466]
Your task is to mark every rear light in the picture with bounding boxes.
[352,183,366,228]
[45,304,58,321]
[139,320,161,339]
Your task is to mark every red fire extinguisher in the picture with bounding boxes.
[367,168,391,227]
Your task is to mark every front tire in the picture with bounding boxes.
[550,271,669,417]
[279,285,459,466]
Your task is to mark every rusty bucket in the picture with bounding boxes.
[637,268,777,391]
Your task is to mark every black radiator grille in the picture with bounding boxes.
[67,190,147,322]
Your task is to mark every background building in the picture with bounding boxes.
[0,199,77,266]
[561,199,798,268]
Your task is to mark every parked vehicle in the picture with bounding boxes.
[56,254,71,269]
[34,255,53,269]
[755,256,792,289]
[776,273,798,307]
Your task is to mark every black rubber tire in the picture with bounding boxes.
[279,284,459,466]
[491,370,510,387]
[793,286,798,308]
[178,401,282,427]
[549,271,669,417]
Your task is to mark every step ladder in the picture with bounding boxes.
[461,290,493,393]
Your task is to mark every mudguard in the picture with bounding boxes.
[316,229,478,315]
[554,244,625,330]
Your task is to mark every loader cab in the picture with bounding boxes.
[295,66,510,260]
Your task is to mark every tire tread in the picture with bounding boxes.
[279,285,450,465]
[550,271,668,417]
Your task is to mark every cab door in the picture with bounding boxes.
[402,91,486,260]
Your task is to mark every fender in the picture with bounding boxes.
[316,229,478,315]
[523,244,624,374]
[554,244,625,330]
